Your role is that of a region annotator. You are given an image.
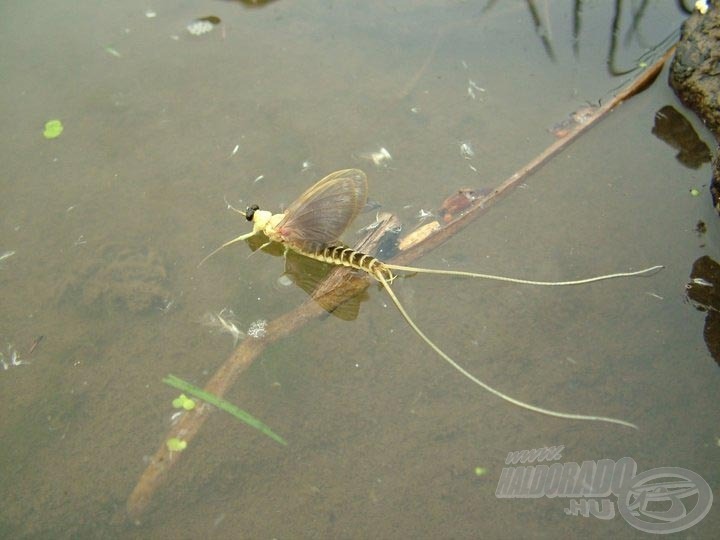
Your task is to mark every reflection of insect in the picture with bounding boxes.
[200,170,662,428]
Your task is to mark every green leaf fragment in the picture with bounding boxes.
[690,188,700,197]
[43,119,63,139]
[172,393,196,410]
[163,374,287,446]
[182,398,196,410]
[166,437,187,452]
[474,467,488,477]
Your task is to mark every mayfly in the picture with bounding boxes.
[200,169,662,429]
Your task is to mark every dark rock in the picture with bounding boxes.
[669,4,720,142]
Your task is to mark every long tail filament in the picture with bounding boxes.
[374,269,639,429]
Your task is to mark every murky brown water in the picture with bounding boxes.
[1,1,716,538]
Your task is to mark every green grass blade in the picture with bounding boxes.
[163,374,287,446]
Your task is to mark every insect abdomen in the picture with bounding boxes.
[308,245,393,281]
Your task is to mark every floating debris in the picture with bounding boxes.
[1,345,29,371]
[230,144,239,157]
[187,16,221,36]
[202,309,244,346]
[467,80,485,100]
[172,393,196,411]
[103,46,122,58]
[253,174,265,184]
[166,438,187,452]
[27,335,44,355]
[416,209,434,222]
[357,213,383,235]
[43,120,64,139]
[247,319,267,339]
[10,347,26,366]
[187,20,213,36]
[474,466,488,477]
[158,298,176,314]
[459,141,475,159]
[301,160,313,172]
[357,147,392,168]
[0,250,16,263]
[145,9,157,18]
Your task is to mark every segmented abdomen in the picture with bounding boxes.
[305,245,393,282]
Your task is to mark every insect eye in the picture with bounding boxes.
[246,204,260,221]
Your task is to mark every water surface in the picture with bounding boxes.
[1,1,716,538]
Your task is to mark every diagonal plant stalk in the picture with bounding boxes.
[121,44,675,522]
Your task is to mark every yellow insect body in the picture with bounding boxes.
[250,210,283,242]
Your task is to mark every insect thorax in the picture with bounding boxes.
[253,211,285,240]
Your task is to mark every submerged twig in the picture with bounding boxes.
[122,46,675,522]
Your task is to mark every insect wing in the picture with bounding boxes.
[277,169,368,251]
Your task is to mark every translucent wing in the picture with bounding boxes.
[276,169,368,252]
